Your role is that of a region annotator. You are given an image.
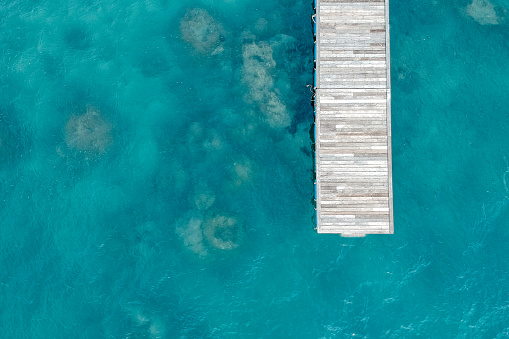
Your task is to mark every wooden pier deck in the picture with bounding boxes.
[314,0,393,236]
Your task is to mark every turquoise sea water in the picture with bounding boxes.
[1,0,509,337]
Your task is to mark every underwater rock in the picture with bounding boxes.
[466,0,500,25]
[124,305,166,339]
[176,216,207,257]
[261,91,289,129]
[241,41,291,129]
[177,210,243,256]
[65,106,112,154]
[242,42,275,97]
[231,158,254,187]
[203,214,242,250]
[224,156,257,191]
[180,8,226,54]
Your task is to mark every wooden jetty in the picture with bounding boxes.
[314,0,393,236]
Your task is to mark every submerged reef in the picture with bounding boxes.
[241,41,291,129]
[203,214,241,251]
[180,8,226,55]
[65,106,112,154]
[124,305,166,339]
[466,0,500,25]
[176,210,243,257]
[177,216,208,257]
[227,157,256,190]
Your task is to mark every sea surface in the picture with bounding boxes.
[1,0,508,337]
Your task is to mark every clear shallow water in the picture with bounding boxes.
[1,0,508,337]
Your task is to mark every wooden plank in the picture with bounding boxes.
[315,0,393,236]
